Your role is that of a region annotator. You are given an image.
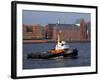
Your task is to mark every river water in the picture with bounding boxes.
[23,42,90,69]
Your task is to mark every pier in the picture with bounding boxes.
[23,39,90,44]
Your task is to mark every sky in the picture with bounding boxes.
[22,10,90,26]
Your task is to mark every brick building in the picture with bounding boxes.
[23,19,90,41]
[23,24,45,39]
[45,19,90,41]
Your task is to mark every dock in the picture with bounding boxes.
[23,39,90,44]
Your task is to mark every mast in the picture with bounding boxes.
[57,32,60,44]
[56,19,61,44]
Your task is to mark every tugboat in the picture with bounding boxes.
[27,32,78,59]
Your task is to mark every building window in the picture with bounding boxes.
[26,26,33,32]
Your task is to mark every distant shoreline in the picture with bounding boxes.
[23,39,90,44]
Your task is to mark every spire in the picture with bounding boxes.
[57,19,60,24]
